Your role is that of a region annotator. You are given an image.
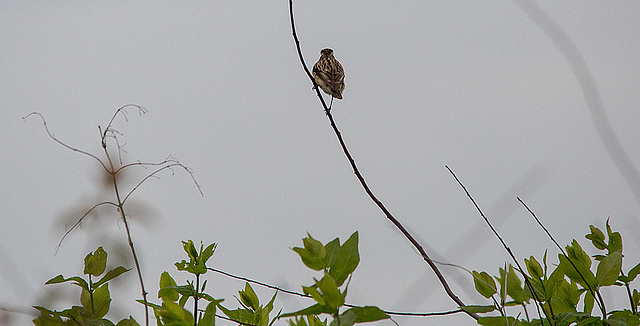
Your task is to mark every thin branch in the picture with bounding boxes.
[100,104,148,146]
[55,201,118,254]
[517,197,605,315]
[446,166,551,325]
[288,0,476,319]
[22,112,108,171]
[122,162,203,204]
[207,267,465,317]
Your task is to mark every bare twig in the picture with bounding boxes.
[446,166,548,325]
[122,162,203,204]
[517,197,605,315]
[22,112,108,171]
[54,201,119,254]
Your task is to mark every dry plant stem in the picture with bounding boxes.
[445,166,548,325]
[517,197,606,316]
[288,0,477,319]
[101,109,150,326]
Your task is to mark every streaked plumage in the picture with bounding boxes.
[312,48,345,100]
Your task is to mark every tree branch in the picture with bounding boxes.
[288,0,477,319]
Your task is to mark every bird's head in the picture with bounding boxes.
[320,48,334,57]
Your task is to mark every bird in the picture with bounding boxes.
[312,48,345,102]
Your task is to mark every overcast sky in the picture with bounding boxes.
[2,2,640,325]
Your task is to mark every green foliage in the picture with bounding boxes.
[217,283,279,326]
[175,240,217,275]
[33,247,136,326]
[469,221,640,326]
[282,232,389,326]
[144,241,221,326]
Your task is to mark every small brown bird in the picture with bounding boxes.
[312,48,345,100]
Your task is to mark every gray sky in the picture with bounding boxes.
[2,2,640,325]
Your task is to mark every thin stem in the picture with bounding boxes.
[101,114,150,326]
[207,267,465,317]
[194,274,200,326]
[55,201,118,255]
[22,112,108,171]
[517,197,605,316]
[445,166,547,325]
[288,0,476,319]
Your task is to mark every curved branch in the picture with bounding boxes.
[54,201,118,254]
[288,0,477,319]
[100,104,148,147]
[22,112,108,171]
[115,156,179,174]
[122,162,203,205]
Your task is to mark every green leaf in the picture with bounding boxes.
[200,243,217,267]
[32,306,66,326]
[606,219,623,254]
[609,310,640,326]
[280,304,334,318]
[477,316,517,326]
[81,287,92,314]
[84,247,108,277]
[293,234,327,271]
[303,284,324,305]
[239,283,259,311]
[87,319,116,326]
[158,300,193,324]
[504,265,528,303]
[199,301,217,326]
[288,315,327,326]
[341,306,389,322]
[559,241,596,288]
[317,274,344,311]
[596,251,622,286]
[330,309,356,326]
[94,266,131,288]
[460,305,496,313]
[175,240,212,275]
[585,225,607,250]
[116,316,140,326]
[328,232,359,287]
[158,271,179,302]
[619,262,640,283]
[323,238,341,268]
[45,274,89,291]
[548,279,579,314]
[92,283,112,318]
[525,256,544,280]
[583,290,594,314]
[184,240,198,261]
[472,271,496,298]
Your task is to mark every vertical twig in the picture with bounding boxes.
[100,107,150,326]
